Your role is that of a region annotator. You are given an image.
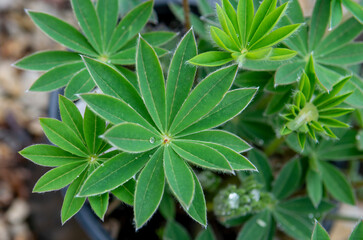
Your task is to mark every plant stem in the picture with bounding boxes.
[183,0,191,30]
[264,136,286,156]
[325,213,361,222]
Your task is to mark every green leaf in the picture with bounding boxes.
[237,210,274,240]
[71,0,102,53]
[274,61,305,85]
[247,149,273,190]
[248,0,277,44]
[319,108,354,118]
[20,144,85,167]
[33,162,88,192]
[273,207,313,240]
[59,95,84,140]
[29,62,84,92]
[280,197,335,215]
[64,68,95,100]
[122,31,177,49]
[79,152,150,196]
[318,161,356,205]
[134,148,165,229]
[201,142,256,171]
[216,4,240,47]
[196,226,216,240]
[14,51,81,71]
[136,37,166,132]
[179,88,257,136]
[245,48,272,60]
[83,107,106,154]
[248,3,288,47]
[265,89,292,114]
[309,0,331,51]
[311,221,330,240]
[222,0,238,32]
[27,11,97,56]
[89,193,109,220]
[315,18,363,56]
[166,30,197,126]
[329,0,343,29]
[107,1,153,53]
[172,140,232,172]
[250,24,300,50]
[210,26,240,52]
[96,0,118,47]
[182,171,207,226]
[306,169,322,207]
[104,123,162,153]
[237,0,254,46]
[163,221,191,240]
[268,48,297,61]
[272,158,301,199]
[316,43,363,66]
[112,178,136,205]
[159,192,176,220]
[318,117,349,128]
[80,94,157,132]
[349,220,363,240]
[40,118,88,157]
[188,51,233,67]
[61,169,88,224]
[164,147,195,207]
[179,130,251,153]
[342,0,363,23]
[114,66,138,91]
[110,46,168,65]
[82,57,151,121]
[170,65,238,135]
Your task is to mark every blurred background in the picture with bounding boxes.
[0,0,362,239]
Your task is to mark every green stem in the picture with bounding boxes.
[264,136,286,156]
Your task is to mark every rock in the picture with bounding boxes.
[0,181,13,208]
[0,218,10,240]
[5,199,30,225]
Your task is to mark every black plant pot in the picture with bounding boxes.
[47,1,203,239]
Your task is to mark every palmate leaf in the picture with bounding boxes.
[272,158,301,199]
[14,51,81,71]
[82,57,151,122]
[169,65,238,134]
[188,51,233,66]
[342,0,363,24]
[89,193,109,220]
[19,144,86,167]
[26,10,97,56]
[59,95,84,141]
[29,62,84,92]
[104,122,162,152]
[83,107,106,154]
[166,29,197,126]
[349,220,363,240]
[33,162,88,192]
[80,94,157,132]
[112,178,136,206]
[164,147,195,207]
[134,148,165,229]
[306,169,323,207]
[136,37,167,132]
[172,140,233,172]
[179,130,251,153]
[163,221,191,240]
[107,1,153,53]
[96,0,118,48]
[110,46,168,65]
[237,210,275,240]
[64,69,95,100]
[71,0,102,53]
[79,152,150,196]
[61,169,88,224]
[82,31,255,229]
[40,118,89,157]
[311,221,330,240]
[237,0,254,46]
[318,161,356,205]
[309,0,330,52]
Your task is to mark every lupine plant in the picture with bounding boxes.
[16,0,363,239]
[14,0,175,99]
